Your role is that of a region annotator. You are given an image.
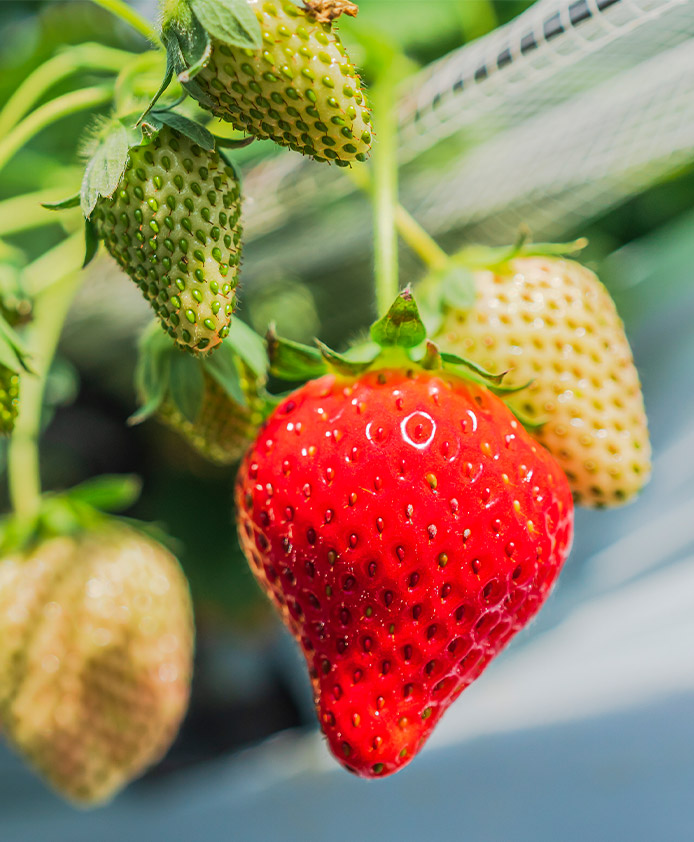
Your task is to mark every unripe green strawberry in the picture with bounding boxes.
[0,524,194,805]
[90,124,242,356]
[162,0,372,165]
[158,361,264,464]
[435,255,651,507]
[0,304,30,435]
[0,367,19,434]
[134,316,271,465]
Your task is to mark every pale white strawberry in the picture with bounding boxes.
[435,256,651,507]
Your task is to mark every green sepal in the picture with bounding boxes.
[227,317,268,378]
[212,134,255,149]
[203,341,246,406]
[0,497,172,559]
[83,218,99,267]
[162,4,214,100]
[65,474,142,513]
[439,351,506,386]
[370,288,427,349]
[42,193,81,211]
[189,0,262,50]
[130,322,173,425]
[141,108,215,151]
[168,351,205,424]
[131,318,270,426]
[437,264,476,311]
[315,340,373,377]
[455,237,589,272]
[0,313,31,375]
[418,340,442,371]
[266,326,327,381]
[80,109,219,220]
[508,405,546,431]
[80,117,143,217]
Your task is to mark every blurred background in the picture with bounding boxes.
[1,0,693,839]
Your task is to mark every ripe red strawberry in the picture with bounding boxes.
[236,365,573,777]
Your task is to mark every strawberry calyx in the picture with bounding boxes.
[152,0,264,119]
[0,475,148,557]
[131,315,275,426]
[267,288,530,400]
[43,108,232,267]
[417,236,589,339]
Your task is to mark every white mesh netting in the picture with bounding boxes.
[240,0,694,277]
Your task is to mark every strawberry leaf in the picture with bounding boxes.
[189,0,263,50]
[371,289,426,349]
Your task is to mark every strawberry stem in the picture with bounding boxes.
[371,76,399,318]
[89,0,159,42]
[7,238,86,521]
[0,44,133,137]
[0,86,114,176]
[394,205,449,271]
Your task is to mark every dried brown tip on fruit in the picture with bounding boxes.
[303,0,359,23]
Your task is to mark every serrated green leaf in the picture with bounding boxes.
[80,120,141,217]
[66,474,142,513]
[228,317,267,377]
[371,289,427,349]
[190,0,262,50]
[42,193,81,211]
[169,352,205,423]
[203,342,246,405]
[266,326,326,381]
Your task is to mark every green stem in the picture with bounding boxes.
[0,190,81,237]
[0,44,132,136]
[394,205,449,271]
[371,78,399,317]
[8,236,85,521]
[90,0,159,42]
[349,169,449,273]
[0,85,114,176]
[114,50,167,116]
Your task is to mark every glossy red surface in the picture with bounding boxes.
[236,369,574,777]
